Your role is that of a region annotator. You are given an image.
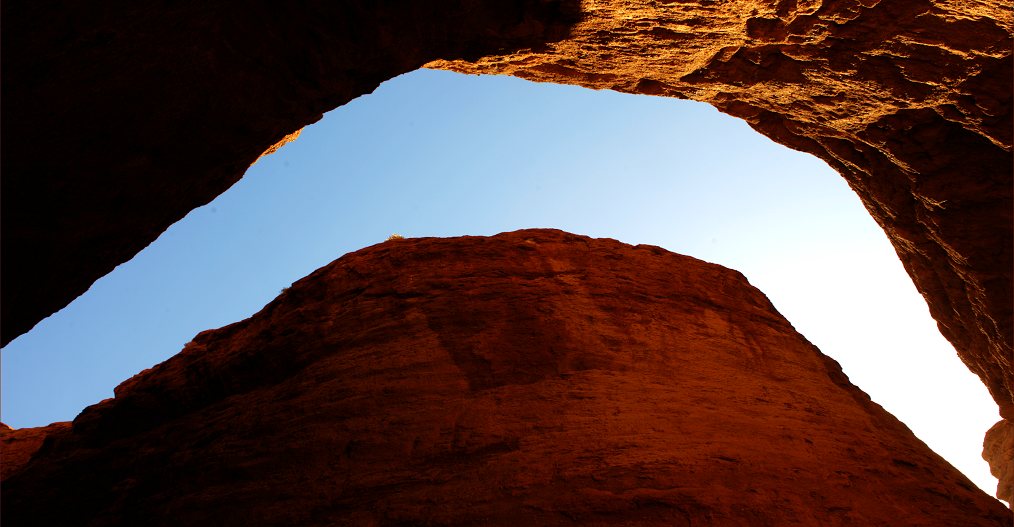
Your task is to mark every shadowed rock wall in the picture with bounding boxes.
[0,0,579,346]
[2,0,1010,501]
[0,423,71,481]
[2,231,1009,525]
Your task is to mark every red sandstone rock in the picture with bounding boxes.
[3,231,1008,525]
[431,0,1014,424]
[431,2,1014,493]
[0,422,71,481]
[985,419,1014,504]
[2,0,1010,505]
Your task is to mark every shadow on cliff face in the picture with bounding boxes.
[0,0,583,346]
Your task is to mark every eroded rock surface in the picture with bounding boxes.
[432,2,1013,496]
[432,0,1014,423]
[3,0,1011,504]
[985,419,1014,504]
[3,231,1008,525]
[0,422,71,481]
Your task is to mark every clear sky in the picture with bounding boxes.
[1,69,1000,498]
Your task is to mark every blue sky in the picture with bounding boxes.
[1,69,1000,497]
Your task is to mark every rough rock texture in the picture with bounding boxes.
[985,419,1014,504]
[0,0,579,346]
[3,0,1011,502]
[431,2,1014,494]
[0,422,71,481]
[3,231,1009,526]
[432,0,1014,422]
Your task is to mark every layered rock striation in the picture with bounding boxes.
[3,231,1008,525]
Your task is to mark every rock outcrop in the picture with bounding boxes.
[3,231,1009,525]
[0,422,71,481]
[3,0,1010,502]
[985,419,1014,504]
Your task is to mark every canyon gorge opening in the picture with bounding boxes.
[2,0,1010,522]
[1,69,1001,497]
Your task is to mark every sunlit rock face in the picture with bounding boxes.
[431,1,1014,493]
[985,419,1014,504]
[3,0,1010,503]
[3,231,1008,525]
[431,0,1014,436]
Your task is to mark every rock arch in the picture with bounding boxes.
[2,0,1010,497]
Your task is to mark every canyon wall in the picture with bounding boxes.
[0,423,71,481]
[431,0,1014,421]
[3,231,1009,525]
[2,0,1010,503]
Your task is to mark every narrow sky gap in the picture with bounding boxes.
[0,69,999,496]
